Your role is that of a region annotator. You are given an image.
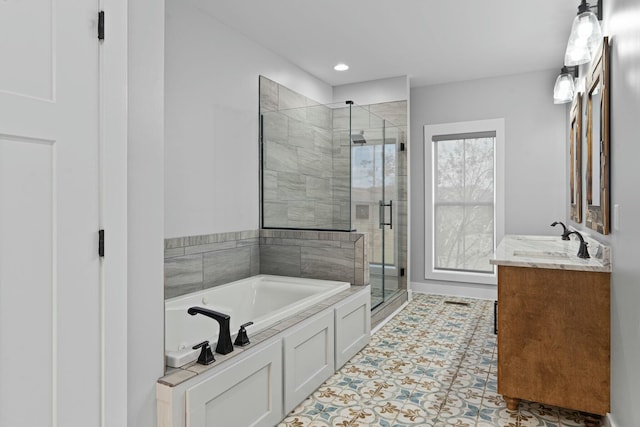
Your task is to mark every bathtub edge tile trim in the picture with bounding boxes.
[158,368,198,388]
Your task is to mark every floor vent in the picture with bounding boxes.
[444,301,470,306]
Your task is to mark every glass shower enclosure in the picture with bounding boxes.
[261,100,403,309]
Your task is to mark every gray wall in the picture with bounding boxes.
[333,76,410,105]
[599,2,640,425]
[410,69,567,291]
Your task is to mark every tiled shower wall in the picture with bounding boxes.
[164,229,368,299]
[260,76,409,285]
[261,76,342,229]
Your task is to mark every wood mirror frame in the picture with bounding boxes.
[585,37,610,234]
[570,93,582,223]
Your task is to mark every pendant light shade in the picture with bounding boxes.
[553,67,576,104]
[564,1,603,66]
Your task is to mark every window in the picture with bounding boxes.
[424,119,505,285]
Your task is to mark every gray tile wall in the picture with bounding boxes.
[261,76,343,229]
[260,229,369,286]
[260,76,350,230]
[165,229,369,299]
[164,230,260,299]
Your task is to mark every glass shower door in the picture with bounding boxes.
[351,117,397,309]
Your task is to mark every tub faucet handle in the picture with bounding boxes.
[192,340,215,365]
[234,321,254,347]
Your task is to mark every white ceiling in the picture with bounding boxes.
[192,0,579,87]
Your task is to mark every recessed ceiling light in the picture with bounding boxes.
[334,63,349,71]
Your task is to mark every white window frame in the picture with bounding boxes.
[424,119,505,285]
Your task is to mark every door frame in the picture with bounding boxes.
[100,0,128,425]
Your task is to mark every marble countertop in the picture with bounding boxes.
[490,235,611,272]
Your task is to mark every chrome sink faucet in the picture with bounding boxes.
[550,221,571,240]
[188,307,234,355]
[566,231,590,259]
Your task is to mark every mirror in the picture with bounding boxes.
[590,86,601,207]
[586,37,610,234]
[570,93,582,223]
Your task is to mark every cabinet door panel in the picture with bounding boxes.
[283,310,334,414]
[186,340,283,427]
[335,290,371,369]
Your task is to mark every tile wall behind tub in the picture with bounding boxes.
[164,229,369,299]
[259,229,369,286]
[164,230,260,299]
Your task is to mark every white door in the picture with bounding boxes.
[0,1,102,426]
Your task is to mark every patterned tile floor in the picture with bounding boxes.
[278,294,591,427]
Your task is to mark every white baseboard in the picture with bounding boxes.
[371,302,409,335]
[410,281,497,300]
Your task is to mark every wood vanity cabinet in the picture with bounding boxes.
[497,265,610,417]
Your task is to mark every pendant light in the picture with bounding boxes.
[553,67,576,104]
[564,0,603,66]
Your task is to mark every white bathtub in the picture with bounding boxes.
[165,274,351,368]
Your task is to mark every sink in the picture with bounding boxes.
[513,250,569,259]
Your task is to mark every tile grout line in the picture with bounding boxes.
[476,307,498,427]
[432,299,481,425]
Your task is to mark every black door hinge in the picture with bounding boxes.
[400,268,405,277]
[400,142,406,152]
[99,229,105,257]
[98,11,105,40]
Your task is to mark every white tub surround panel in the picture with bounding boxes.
[491,235,611,272]
[157,285,370,427]
[335,291,372,369]
[283,310,335,414]
[186,339,283,427]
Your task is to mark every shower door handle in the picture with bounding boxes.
[379,200,393,229]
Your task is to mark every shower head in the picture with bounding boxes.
[351,132,366,144]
